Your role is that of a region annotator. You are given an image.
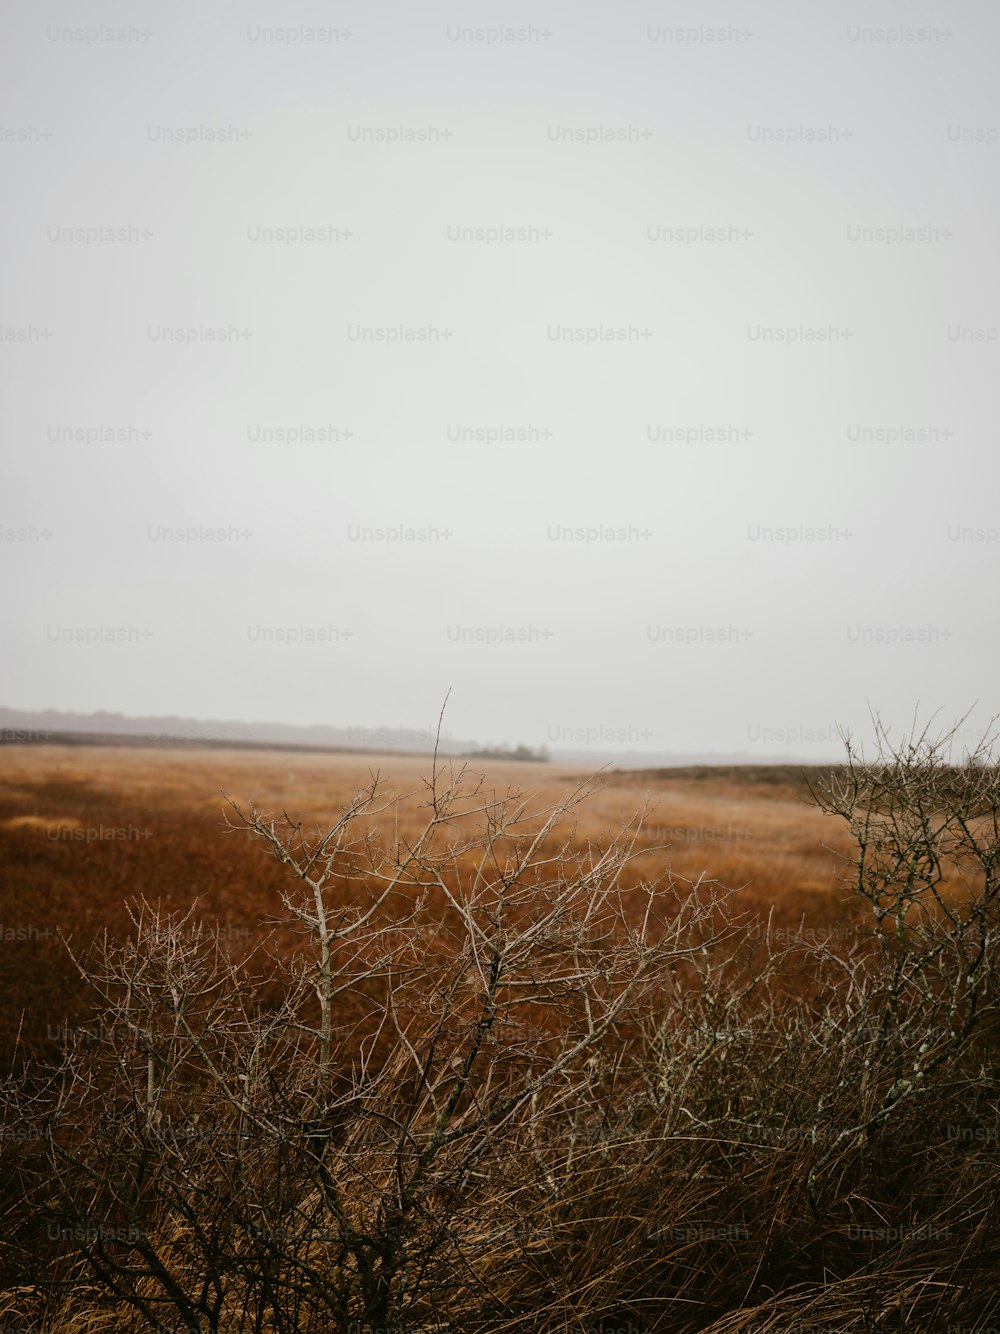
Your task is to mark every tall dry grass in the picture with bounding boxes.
[0,735,998,1331]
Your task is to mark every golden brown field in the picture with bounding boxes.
[3,740,1000,1332]
[0,742,857,1063]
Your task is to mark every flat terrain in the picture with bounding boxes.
[0,743,857,1062]
[4,744,999,1333]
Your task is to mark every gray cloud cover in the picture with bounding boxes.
[2,0,998,758]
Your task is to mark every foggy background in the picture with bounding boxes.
[2,0,998,761]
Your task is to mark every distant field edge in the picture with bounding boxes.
[0,730,436,758]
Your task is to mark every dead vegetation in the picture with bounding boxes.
[0,717,999,1331]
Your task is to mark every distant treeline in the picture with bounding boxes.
[460,743,549,762]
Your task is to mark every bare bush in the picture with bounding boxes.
[804,712,1000,1191]
[1,749,731,1332]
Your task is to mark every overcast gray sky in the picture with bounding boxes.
[2,0,998,759]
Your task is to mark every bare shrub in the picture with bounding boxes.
[1,749,730,1332]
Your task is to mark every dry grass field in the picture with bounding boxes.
[3,739,999,1332]
[0,743,858,1062]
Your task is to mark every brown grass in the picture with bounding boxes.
[0,745,858,1068]
[4,744,998,1332]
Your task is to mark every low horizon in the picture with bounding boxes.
[6,699,995,768]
